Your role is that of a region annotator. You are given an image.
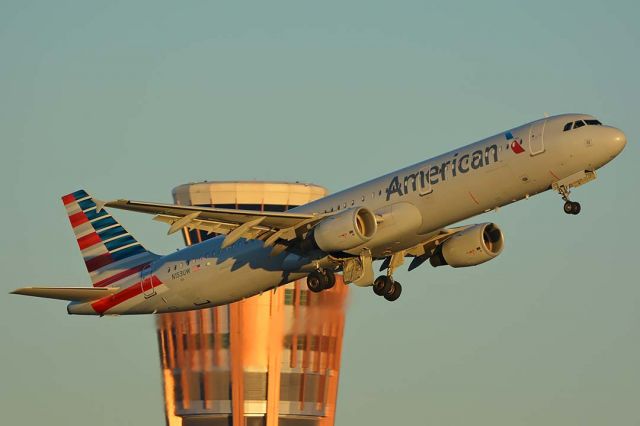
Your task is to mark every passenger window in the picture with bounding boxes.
[573,120,585,129]
[563,122,572,131]
[361,195,365,202]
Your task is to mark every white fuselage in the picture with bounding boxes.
[68,113,626,315]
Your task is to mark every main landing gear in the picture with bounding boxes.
[558,185,581,215]
[306,268,336,293]
[372,275,402,302]
[372,252,404,302]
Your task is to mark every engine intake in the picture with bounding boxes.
[314,207,377,253]
[430,223,504,268]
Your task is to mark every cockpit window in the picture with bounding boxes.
[564,119,602,132]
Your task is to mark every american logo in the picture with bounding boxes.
[505,131,525,154]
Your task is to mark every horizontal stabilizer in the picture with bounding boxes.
[11,286,119,302]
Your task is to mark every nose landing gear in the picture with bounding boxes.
[552,170,598,216]
[558,185,581,215]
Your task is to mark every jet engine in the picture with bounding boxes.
[430,223,504,268]
[313,207,377,252]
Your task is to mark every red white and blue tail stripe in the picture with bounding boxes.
[62,189,158,287]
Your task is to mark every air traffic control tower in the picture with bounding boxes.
[156,181,348,426]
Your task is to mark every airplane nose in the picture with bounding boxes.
[608,127,627,157]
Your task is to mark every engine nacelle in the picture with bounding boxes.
[430,223,504,268]
[313,207,377,253]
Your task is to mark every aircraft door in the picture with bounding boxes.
[141,264,157,298]
[528,120,546,156]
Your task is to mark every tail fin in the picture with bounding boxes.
[62,189,158,287]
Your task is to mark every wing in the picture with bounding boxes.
[11,287,119,302]
[103,199,327,248]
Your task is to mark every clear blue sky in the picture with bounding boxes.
[1,1,638,425]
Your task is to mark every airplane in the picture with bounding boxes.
[12,113,626,315]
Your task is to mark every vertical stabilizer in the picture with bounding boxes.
[62,189,158,287]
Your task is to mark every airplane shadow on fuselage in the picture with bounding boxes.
[162,237,321,287]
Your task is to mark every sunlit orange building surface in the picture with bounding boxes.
[156,182,348,426]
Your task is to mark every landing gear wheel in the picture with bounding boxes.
[563,201,582,215]
[307,271,327,293]
[571,201,581,215]
[323,269,336,290]
[563,201,574,214]
[384,281,402,302]
[373,275,393,296]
